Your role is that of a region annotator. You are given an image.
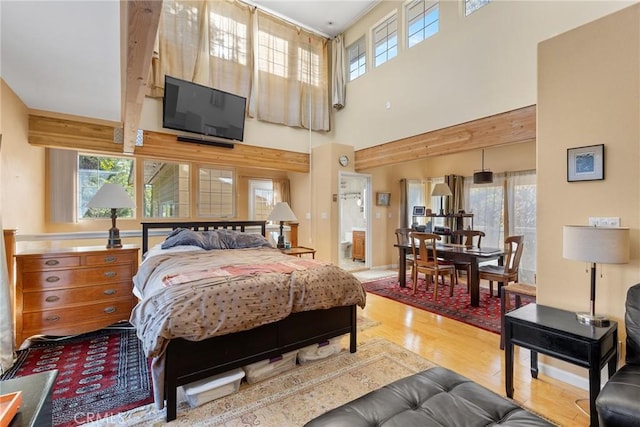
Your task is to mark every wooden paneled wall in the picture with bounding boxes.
[28,106,535,172]
[27,115,310,172]
[354,105,536,170]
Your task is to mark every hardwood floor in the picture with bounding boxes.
[357,290,591,426]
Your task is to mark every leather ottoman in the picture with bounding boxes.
[305,366,553,426]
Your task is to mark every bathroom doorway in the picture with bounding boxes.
[338,172,371,272]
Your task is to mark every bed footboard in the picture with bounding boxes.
[164,304,357,421]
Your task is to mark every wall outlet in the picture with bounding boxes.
[588,217,620,227]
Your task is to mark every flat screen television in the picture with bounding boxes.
[162,75,247,142]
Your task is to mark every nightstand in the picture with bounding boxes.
[504,303,618,427]
[280,246,316,259]
[14,245,139,347]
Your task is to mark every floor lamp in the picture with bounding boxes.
[563,225,630,326]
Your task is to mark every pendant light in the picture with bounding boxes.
[473,149,494,184]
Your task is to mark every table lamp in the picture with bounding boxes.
[87,183,135,248]
[563,225,630,326]
[267,202,298,248]
[431,183,452,216]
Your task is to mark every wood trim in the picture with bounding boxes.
[137,130,310,172]
[122,1,162,154]
[27,115,309,172]
[29,115,123,153]
[4,229,16,291]
[354,105,536,170]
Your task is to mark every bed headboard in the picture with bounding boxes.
[141,221,267,254]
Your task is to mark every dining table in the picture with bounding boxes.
[394,242,504,307]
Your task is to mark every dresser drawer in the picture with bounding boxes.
[22,298,133,330]
[20,255,81,272]
[22,264,133,291]
[22,282,133,312]
[85,251,137,266]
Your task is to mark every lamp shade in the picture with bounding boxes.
[87,183,135,209]
[563,225,630,264]
[431,183,452,197]
[267,202,298,222]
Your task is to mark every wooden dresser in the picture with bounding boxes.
[14,245,139,347]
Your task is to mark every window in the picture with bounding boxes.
[257,30,288,78]
[406,179,426,227]
[143,160,190,218]
[465,0,490,16]
[373,14,398,67]
[347,37,366,81]
[464,170,536,283]
[209,11,248,65]
[248,179,274,220]
[78,154,135,220]
[406,0,439,48]
[198,166,234,217]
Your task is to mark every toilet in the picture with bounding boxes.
[340,231,352,258]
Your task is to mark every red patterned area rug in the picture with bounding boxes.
[362,275,527,334]
[0,325,152,426]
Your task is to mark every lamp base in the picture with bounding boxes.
[276,235,285,249]
[576,312,610,327]
[106,227,122,249]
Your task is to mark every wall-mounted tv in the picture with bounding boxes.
[162,75,247,142]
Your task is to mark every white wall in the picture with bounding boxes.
[337,1,633,150]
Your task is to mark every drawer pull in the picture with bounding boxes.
[45,296,60,302]
[103,255,117,263]
[45,315,60,322]
[104,306,117,314]
[103,271,117,278]
[46,276,60,283]
[45,259,60,266]
[103,289,117,296]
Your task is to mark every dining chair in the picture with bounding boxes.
[451,229,486,290]
[409,232,457,299]
[395,228,415,283]
[479,235,525,297]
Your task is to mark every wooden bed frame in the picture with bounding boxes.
[140,221,358,422]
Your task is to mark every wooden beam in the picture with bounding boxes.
[122,1,162,154]
[29,115,123,153]
[354,105,536,170]
[136,131,310,173]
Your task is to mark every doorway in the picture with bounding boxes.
[338,172,371,272]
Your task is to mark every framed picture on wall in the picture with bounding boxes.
[376,192,390,206]
[567,144,604,182]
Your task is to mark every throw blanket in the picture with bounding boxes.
[130,247,366,407]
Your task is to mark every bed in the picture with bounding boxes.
[131,221,366,421]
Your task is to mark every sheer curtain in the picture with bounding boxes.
[464,170,537,283]
[463,173,506,249]
[506,170,536,283]
[0,219,15,373]
[272,178,290,204]
[331,35,346,109]
[148,0,253,100]
[253,10,329,130]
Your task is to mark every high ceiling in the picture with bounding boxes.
[1,0,377,134]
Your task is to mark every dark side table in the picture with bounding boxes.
[504,304,617,427]
[0,370,57,426]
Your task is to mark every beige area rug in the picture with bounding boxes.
[86,338,435,426]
